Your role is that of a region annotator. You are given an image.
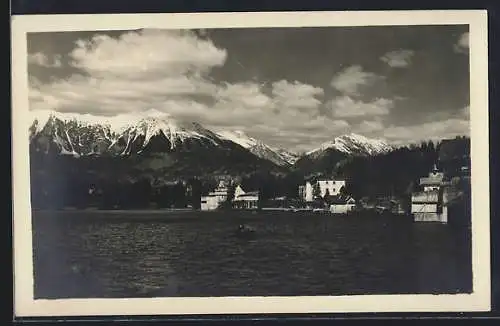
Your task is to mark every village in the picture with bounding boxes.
[199,137,472,225]
[65,136,471,226]
[200,178,357,214]
[199,165,469,223]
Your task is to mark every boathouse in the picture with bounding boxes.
[411,165,451,222]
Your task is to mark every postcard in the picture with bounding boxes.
[11,10,490,317]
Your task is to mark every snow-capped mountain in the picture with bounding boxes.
[216,130,299,166]
[28,111,391,174]
[274,148,301,165]
[305,133,394,158]
[29,109,232,157]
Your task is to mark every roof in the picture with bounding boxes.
[420,178,443,186]
[237,191,259,197]
[419,170,445,186]
[328,195,355,205]
[202,194,224,198]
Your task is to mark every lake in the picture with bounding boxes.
[31,210,472,299]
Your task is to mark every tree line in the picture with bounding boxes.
[28,137,470,210]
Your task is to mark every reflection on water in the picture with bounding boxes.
[32,210,472,298]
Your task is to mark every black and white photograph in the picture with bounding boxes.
[12,11,490,316]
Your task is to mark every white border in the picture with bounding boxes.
[11,10,490,317]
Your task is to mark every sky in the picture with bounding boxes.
[27,25,470,152]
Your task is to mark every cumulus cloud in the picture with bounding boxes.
[271,80,324,109]
[328,95,393,118]
[28,52,62,68]
[380,49,414,68]
[30,29,227,115]
[69,29,227,79]
[356,120,384,133]
[454,32,469,54]
[330,65,383,96]
[216,82,273,109]
[382,117,470,145]
[460,105,470,119]
[244,116,350,152]
[28,29,338,151]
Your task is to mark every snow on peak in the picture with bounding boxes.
[142,108,171,118]
[30,109,130,134]
[29,109,221,155]
[216,130,259,149]
[29,109,180,135]
[216,130,299,166]
[273,148,301,165]
[131,116,185,148]
[307,133,393,156]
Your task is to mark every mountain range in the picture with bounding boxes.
[28,110,395,178]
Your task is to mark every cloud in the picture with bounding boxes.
[460,105,470,119]
[28,52,62,68]
[330,65,383,96]
[454,32,469,54]
[382,117,469,145]
[216,82,274,109]
[28,29,338,152]
[356,120,384,133]
[242,116,350,152]
[380,49,414,68]
[328,95,393,118]
[271,80,324,109]
[30,29,227,114]
[69,29,227,79]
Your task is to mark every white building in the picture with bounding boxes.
[200,181,230,211]
[298,182,314,202]
[411,165,451,223]
[419,166,445,192]
[329,196,356,214]
[299,179,346,202]
[317,180,346,197]
[234,185,246,199]
[233,185,259,210]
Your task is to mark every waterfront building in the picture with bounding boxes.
[232,185,259,210]
[329,195,356,214]
[299,179,346,202]
[200,180,230,211]
[298,182,313,202]
[411,165,452,222]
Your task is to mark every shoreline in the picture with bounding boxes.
[31,208,396,214]
[30,208,414,220]
[30,209,471,229]
[32,208,196,213]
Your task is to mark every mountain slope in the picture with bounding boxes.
[216,130,299,166]
[305,133,393,158]
[28,110,289,181]
[29,110,233,157]
[293,133,394,176]
[28,111,393,181]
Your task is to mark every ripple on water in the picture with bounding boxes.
[32,210,473,298]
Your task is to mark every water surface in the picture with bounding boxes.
[32,210,472,298]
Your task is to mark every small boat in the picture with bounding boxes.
[235,224,256,237]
